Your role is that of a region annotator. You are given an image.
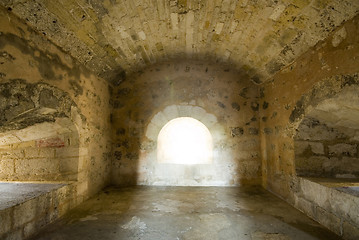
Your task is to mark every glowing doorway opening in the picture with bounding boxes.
[157,117,213,165]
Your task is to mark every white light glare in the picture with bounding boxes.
[157,117,212,165]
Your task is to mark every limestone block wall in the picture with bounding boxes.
[3,1,359,84]
[0,6,112,199]
[0,132,80,181]
[259,14,359,239]
[294,178,359,240]
[112,60,261,186]
[0,183,77,240]
[295,117,359,178]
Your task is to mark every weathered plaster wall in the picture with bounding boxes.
[0,6,111,198]
[260,13,359,239]
[112,60,261,186]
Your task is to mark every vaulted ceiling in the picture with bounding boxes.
[1,0,358,85]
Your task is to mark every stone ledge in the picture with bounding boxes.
[0,181,78,240]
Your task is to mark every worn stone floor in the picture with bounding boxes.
[30,186,340,240]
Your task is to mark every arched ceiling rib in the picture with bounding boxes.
[1,0,359,85]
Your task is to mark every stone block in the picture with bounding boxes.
[15,158,59,179]
[69,133,79,147]
[58,200,71,218]
[338,157,359,174]
[145,122,160,141]
[296,120,345,141]
[1,149,25,160]
[24,147,55,159]
[11,140,36,149]
[237,151,259,161]
[310,142,324,154]
[79,147,88,157]
[52,185,76,207]
[35,193,52,216]
[329,189,359,225]
[294,195,315,219]
[77,171,87,182]
[0,158,15,177]
[59,157,78,173]
[343,221,359,240]
[0,134,20,146]
[77,156,87,171]
[315,206,341,235]
[296,156,327,172]
[13,198,37,228]
[162,105,179,120]
[23,221,38,239]
[77,181,88,197]
[295,141,324,155]
[23,207,53,239]
[294,141,309,155]
[200,113,217,128]
[299,178,330,208]
[0,208,12,236]
[328,143,357,157]
[191,106,207,121]
[238,138,259,151]
[62,172,78,181]
[55,147,80,158]
[150,111,168,129]
[177,105,193,117]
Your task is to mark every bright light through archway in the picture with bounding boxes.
[157,117,213,165]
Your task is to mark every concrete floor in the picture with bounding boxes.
[30,186,340,240]
[0,182,65,210]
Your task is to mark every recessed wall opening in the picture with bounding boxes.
[157,117,213,165]
[0,81,81,221]
[142,105,232,186]
[294,86,359,179]
[0,118,79,182]
[291,83,359,235]
[0,81,81,183]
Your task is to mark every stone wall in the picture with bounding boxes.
[0,132,80,181]
[295,117,359,178]
[259,13,359,239]
[294,178,359,240]
[2,1,359,84]
[0,183,78,239]
[0,80,82,182]
[112,60,261,186]
[0,5,111,206]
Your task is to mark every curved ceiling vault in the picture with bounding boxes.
[2,0,358,85]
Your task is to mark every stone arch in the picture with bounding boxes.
[139,104,231,186]
[289,73,359,133]
[289,73,359,178]
[0,79,85,181]
[146,105,220,142]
